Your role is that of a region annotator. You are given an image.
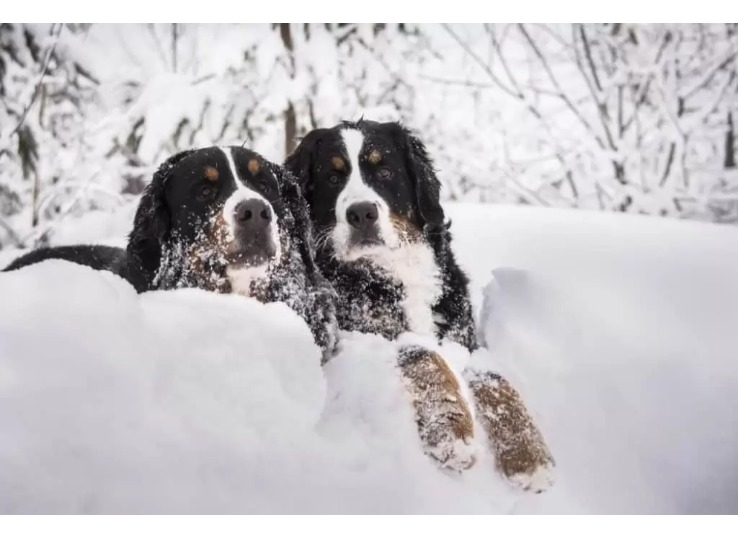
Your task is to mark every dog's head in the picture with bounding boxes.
[127,146,290,293]
[285,120,445,262]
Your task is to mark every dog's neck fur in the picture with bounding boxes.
[360,239,442,337]
[227,264,271,296]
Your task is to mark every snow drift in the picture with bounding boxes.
[1,203,738,514]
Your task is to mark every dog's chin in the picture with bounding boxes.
[342,238,391,262]
[225,242,278,269]
[333,223,401,262]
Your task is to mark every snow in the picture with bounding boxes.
[2,203,738,513]
[449,204,738,514]
[5,23,738,255]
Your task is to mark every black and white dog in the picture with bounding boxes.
[286,120,555,490]
[285,119,476,350]
[4,146,337,356]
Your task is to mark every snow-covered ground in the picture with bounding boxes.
[1,203,738,514]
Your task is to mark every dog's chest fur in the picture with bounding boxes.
[367,241,442,337]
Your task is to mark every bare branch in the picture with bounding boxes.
[442,24,522,100]
[5,23,63,140]
[0,216,22,248]
[518,24,603,144]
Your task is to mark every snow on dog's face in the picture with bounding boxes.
[285,120,446,262]
[128,146,286,294]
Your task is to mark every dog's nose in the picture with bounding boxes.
[346,202,379,231]
[234,199,272,230]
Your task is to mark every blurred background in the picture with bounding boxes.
[1,23,737,252]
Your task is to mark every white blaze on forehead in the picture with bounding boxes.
[333,128,398,257]
[337,129,385,214]
[218,146,281,275]
[220,146,263,201]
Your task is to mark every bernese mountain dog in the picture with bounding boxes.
[286,120,555,491]
[4,146,338,358]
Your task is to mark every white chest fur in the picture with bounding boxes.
[368,242,442,336]
[227,265,269,296]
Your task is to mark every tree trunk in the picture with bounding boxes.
[279,23,297,156]
[726,111,736,169]
[171,23,179,73]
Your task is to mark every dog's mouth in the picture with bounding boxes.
[348,227,384,248]
[225,236,279,269]
[344,236,391,262]
[330,221,397,262]
[353,236,384,248]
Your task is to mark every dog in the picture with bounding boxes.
[286,120,554,490]
[4,146,337,357]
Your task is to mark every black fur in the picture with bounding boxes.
[124,148,195,292]
[286,120,477,351]
[3,244,126,274]
[126,146,337,357]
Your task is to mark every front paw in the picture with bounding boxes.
[464,369,555,492]
[508,461,555,494]
[398,346,478,472]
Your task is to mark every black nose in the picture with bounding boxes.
[346,202,379,231]
[234,199,272,229]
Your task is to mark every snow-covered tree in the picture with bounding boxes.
[1,23,737,254]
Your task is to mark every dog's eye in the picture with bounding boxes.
[197,185,216,201]
[328,174,341,186]
[259,180,270,191]
[378,167,393,180]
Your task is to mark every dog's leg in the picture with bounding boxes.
[397,345,476,472]
[464,368,555,492]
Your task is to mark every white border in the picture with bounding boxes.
[2,515,738,536]
[3,2,738,24]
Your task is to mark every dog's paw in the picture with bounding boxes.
[464,368,556,491]
[508,462,555,494]
[425,427,477,472]
[398,346,478,472]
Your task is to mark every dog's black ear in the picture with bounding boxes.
[284,129,327,205]
[270,162,320,279]
[125,149,194,290]
[391,123,446,230]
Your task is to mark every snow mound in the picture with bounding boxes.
[0,261,520,514]
[0,261,327,513]
[2,204,738,514]
[449,204,738,514]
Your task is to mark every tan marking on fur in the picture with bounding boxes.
[390,212,423,243]
[367,149,382,165]
[331,156,345,171]
[465,369,555,492]
[248,158,260,175]
[204,166,219,182]
[398,346,476,472]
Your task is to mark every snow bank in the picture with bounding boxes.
[449,204,738,514]
[0,262,518,514]
[2,204,738,513]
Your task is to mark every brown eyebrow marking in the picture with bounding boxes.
[367,149,382,165]
[248,158,260,174]
[204,166,219,181]
[331,156,346,171]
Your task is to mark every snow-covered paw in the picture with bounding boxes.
[509,462,555,494]
[398,346,477,472]
[464,368,555,492]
